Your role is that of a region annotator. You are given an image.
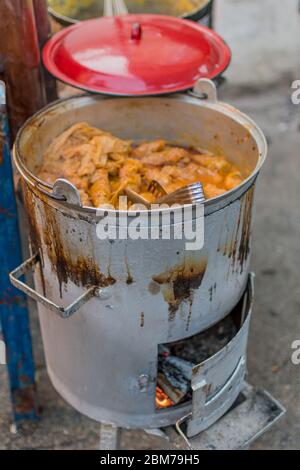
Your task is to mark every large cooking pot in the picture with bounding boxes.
[48,0,213,26]
[11,80,267,428]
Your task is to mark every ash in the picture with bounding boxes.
[168,314,237,364]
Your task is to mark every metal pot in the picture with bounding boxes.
[11,80,267,428]
[48,0,214,27]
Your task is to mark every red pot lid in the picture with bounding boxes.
[43,14,231,96]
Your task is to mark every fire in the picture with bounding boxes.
[156,386,174,409]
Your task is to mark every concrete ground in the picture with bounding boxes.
[0,79,299,450]
[223,81,300,450]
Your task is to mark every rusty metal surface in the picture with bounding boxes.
[9,253,98,319]
[22,185,117,296]
[152,259,208,324]
[22,179,254,339]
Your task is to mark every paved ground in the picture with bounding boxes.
[223,81,300,450]
[0,79,299,450]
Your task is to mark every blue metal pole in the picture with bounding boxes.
[0,81,39,424]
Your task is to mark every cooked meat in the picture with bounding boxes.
[191,153,231,174]
[119,158,143,191]
[139,148,189,166]
[89,169,111,207]
[203,183,227,199]
[37,122,245,208]
[225,170,243,190]
[133,140,166,157]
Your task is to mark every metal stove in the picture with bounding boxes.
[96,274,285,450]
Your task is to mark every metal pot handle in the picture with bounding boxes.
[9,254,97,319]
[34,179,83,205]
[189,78,218,101]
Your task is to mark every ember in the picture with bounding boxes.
[156,387,174,409]
[156,313,238,409]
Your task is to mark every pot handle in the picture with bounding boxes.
[189,78,217,101]
[34,179,83,206]
[9,254,97,319]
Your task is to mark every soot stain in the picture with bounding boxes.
[24,186,116,297]
[152,258,207,324]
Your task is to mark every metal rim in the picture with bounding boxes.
[182,0,213,21]
[48,6,78,25]
[14,93,267,216]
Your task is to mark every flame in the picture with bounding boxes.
[156,386,174,409]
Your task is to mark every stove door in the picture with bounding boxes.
[184,273,254,437]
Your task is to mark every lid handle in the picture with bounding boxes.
[131,22,142,41]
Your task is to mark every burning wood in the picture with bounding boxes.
[156,387,175,409]
[157,346,194,406]
[156,315,238,409]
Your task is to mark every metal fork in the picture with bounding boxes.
[124,180,167,209]
[125,182,205,208]
[156,182,205,206]
[148,179,167,200]
[124,188,151,208]
[104,0,128,16]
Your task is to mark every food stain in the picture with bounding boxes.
[148,281,160,295]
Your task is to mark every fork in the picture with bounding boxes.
[124,188,151,209]
[124,180,167,209]
[147,180,205,205]
[148,179,167,200]
[104,0,128,16]
[156,182,205,206]
[125,182,205,208]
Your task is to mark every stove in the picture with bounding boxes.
[98,274,285,450]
